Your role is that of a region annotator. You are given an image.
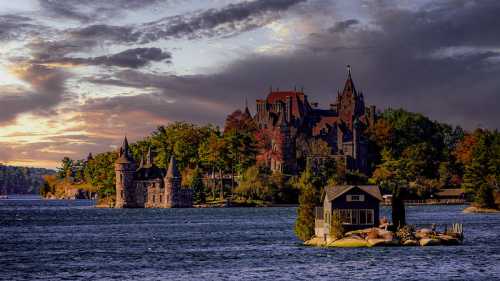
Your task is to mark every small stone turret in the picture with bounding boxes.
[115,136,136,208]
[164,156,183,208]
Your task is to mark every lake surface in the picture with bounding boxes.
[1,199,499,281]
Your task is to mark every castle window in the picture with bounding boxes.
[152,195,155,203]
[160,195,163,202]
[121,190,124,199]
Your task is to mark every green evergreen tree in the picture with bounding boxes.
[294,168,318,241]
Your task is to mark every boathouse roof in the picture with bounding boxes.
[325,185,383,202]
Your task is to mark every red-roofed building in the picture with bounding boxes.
[252,66,376,175]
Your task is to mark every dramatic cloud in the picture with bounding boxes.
[33,47,172,68]
[328,19,359,33]
[2,0,500,168]
[0,64,70,124]
[68,24,140,44]
[38,0,164,22]
[0,14,48,42]
[140,0,307,41]
[84,0,500,130]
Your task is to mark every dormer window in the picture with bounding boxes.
[347,194,364,202]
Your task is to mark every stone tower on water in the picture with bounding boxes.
[115,136,136,208]
[114,136,193,208]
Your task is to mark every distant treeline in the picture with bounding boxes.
[50,108,500,208]
[0,164,55,195]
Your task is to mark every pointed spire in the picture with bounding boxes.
[116,136,135,164]
[166,155,181,178]
[243,97,252,118]
[146,146,153,166]
[138,154,145,168]
[122,136,129,153]
[343,64,356,94]
[87,153,93,161]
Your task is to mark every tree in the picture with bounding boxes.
[475,183,495,209]
[224,109,258,190]
[294,168,319,241]
[185,167,206,204]
[199,132,227,200]
[234,165,270,201]
[57,157,74,179]
[391,185,406,228]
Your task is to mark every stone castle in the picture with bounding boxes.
[114,137,193,208]
[252,66,375,174]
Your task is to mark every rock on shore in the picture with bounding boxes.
[463,206,500,213]
[304,226,462,248]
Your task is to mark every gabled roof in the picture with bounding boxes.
[325,185,383,202]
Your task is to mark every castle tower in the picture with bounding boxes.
[115,136,136,208]
[273,110,294,173]
[164,155,182,208]
[339,65,365,129]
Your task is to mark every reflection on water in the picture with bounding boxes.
[1,200,499,281]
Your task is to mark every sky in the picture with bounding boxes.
[0,0,499,169]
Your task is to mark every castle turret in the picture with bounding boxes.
[164,156,183,208]
[115,136,136,208]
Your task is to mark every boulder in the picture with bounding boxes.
[345,228,376,236]
[437,235,461,245]
[463,206,500,213]
[304,236,327,247]
[416,228,433,239]
[380,231,394,241]
[419,238,441,246]
[367,238,387,247]
[403,240,418,246]
[330,237,368,248]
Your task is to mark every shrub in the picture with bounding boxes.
[329,211,345,240]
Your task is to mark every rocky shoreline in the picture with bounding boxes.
[463,206,500,213]
[305,225,463,248]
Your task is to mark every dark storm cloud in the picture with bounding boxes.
[68,24,140,44]
[84,0,500,130]
[32,47,172,68]
[0,65,70,123]
[328,19,359,33]
[38,0,164,22]
[0,14,49,41]
[140,0,307,41]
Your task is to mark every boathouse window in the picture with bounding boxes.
[337,209,374,225]
[346,195,365,202]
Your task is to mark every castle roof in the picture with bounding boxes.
[116,136,135,164]
[275,109,288,127]
[135,147,165,180]
[342,65,357,95]
[265,91,311,120]
[166,156,181,178]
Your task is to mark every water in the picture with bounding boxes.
[1,200,499,281]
